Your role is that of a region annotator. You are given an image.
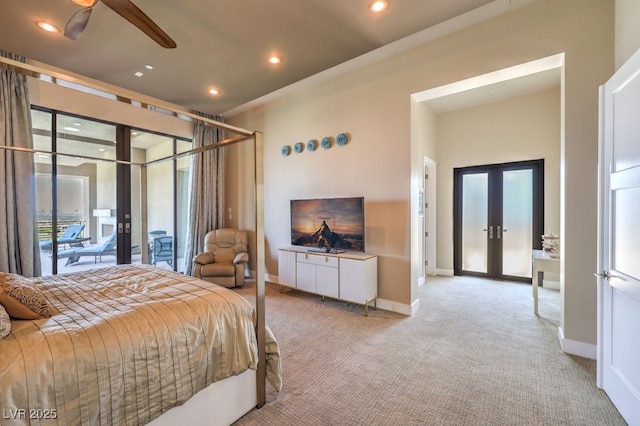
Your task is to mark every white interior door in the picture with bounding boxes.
[598,48,640,425]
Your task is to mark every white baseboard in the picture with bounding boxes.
[265,273,279,284]
[436,269,454,276]
[375,297,415,316]
[557,326,597,359]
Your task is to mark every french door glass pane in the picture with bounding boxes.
[176,140,193,273]
[56,115,117,272]
[502,169,533,277]
[32,110,54,275]
[134,131,175,270]
[131,162,143,266]
[462,173,488,273]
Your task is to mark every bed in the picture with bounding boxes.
[0,264,281,426]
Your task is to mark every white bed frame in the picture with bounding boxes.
[147,369,257,426]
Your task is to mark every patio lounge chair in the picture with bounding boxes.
[58,232,117,266]
[39,224,89,252]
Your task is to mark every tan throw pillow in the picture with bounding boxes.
[0,305,10,338]
[0,273,51,318]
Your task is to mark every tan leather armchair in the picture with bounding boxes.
[192,228,249,288]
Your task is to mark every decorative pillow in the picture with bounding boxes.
[0,273,51,318]
[0,305,10,338]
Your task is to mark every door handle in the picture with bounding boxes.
[594,271,627,281]
[483,226,494,239]
[496,226,508,239]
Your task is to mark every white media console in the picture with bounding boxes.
[278,247,378,315]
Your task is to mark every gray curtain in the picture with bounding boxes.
[183,113,225,275]
[0,51,41,276]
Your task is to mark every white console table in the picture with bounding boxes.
[278,247,377,315]
[532,249,560,315]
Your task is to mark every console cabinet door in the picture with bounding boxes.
[339,257,377,304]
[278,250,297,287]
[315,263,339,298]
[296,256,316,293]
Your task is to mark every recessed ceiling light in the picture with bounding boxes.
[37,21,59,33]
[145,64,154,70]
[369,0,388,13]
[208,88,220,96]
[63,126,80,132]
[134,71,144,77]
[268,56,282,65]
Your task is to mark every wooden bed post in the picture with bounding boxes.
[254,131,266,407]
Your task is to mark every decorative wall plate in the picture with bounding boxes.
[294,142,304,153]
[336,133,348,146]
[307,139,317,152]
[321,137,331,149]
[281,145,291,156]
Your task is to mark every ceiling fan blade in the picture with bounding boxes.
[64,6,94,40]
[100,0,176,48]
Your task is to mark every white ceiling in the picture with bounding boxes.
[0,0,553,118]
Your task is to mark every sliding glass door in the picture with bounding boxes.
[454,160,544,282]
[32,108,192,276]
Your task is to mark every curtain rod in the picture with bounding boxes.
[0,56,254,137]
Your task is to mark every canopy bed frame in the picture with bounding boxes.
[0,55,268,423]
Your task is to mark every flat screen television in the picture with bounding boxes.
[290,197,365,252]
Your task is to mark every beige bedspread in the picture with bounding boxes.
[0,264,281,426]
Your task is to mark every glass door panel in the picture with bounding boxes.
[176,140,193,273]
[130,162,143,265]
[132,131,175,270]
[56,115,117,272]
[58,157,116,269]
[32,109,54,275]
[502,169,533,278]
[462,173,489,273]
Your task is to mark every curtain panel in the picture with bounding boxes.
[0,51,41,276]
[183,113,225,275]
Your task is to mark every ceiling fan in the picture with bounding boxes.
[64,0,176,48]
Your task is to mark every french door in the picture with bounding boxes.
[454,160,544,282]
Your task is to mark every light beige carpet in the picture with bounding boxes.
[234,276,626,425]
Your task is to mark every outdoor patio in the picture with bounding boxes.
[39,251,185,276]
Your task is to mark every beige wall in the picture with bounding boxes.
[435,88,561,273]
[23,0,618,352]
[616,0,640,68]
[228,0,614,349]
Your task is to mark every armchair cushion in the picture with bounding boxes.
[193,252,215,265]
